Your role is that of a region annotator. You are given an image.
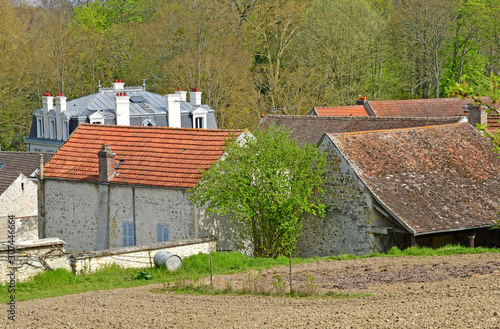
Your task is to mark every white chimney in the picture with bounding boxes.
[112,79,125,90]
[55,93,67,140]
[115,92,130,126]
[42,93,54,139]
[167,93,181,128]
[189,88,202,106]
[175,88,187,102]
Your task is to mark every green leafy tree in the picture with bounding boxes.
[189,126,327,258]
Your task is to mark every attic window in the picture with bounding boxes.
[130,96,146,103]
[0,163,4,171]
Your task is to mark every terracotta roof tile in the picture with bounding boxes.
[258,115,465,145]
[43,125,242,188]
[328,123,500,235]
[312,106,369,117]
[370,98,467,117]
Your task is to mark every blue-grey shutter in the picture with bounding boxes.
[123,222,134,247]
[157,225,162,242]
[157,225,169,242]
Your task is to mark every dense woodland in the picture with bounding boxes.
[0,0,499,151]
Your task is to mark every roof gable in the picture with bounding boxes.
[43,124,242,189]
[0,152,53,195]
[327,123,500,235]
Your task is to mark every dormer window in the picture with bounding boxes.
[192,107,208,129]
[142,118,157,126]
[89,111,105,125]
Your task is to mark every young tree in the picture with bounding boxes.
[189,126,327,258]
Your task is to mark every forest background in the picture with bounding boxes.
[0,0,499,151]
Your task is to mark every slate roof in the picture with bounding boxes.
[43,124,242,189]
[0,152,52,195]
[368,98,467,117]
[310,106,369,117]
[327,122,500,235]
[258,115,465,145]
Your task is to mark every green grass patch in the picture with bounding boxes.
[1,244,498,303]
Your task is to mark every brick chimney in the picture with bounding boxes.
[115,92,130,125]
[55,93,67,140]
[356,95,367,105]
[468,104,487,126]
[42,93,54,139]
[98,144,116,183]
[189,88,202,106]
[166,93,182,128]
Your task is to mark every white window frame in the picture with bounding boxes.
[37,117,43,138]
[192,108,208,129]
[49,118,56,140]
[62,120,69,140]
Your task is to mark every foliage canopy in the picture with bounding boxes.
[189,126,327,258]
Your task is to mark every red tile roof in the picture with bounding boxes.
[312,106,369,117]
[328,122,500,235]
[43,125,243,189]
[487,113,500,132]
[369,98,467,117]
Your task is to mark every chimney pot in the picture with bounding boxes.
[115,79,118,82]
[119,79,122,83]
[177,87,181,91]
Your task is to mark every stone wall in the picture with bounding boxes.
[70,236,216,274]
[0,236,217,283]
[0,238,70,284]
[0,174,39,218]
[0,216,38,242]
[297,136,395,257]
[44,180,202,252]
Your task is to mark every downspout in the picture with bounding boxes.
[132,187,136,246]
[194,205,199,237]
[38,154,46,239]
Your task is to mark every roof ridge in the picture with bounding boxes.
[79,123,243,133]
[328,122,466,137]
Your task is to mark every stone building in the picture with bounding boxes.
[40,124,245,252]
[297,123,500,256]
[25,80,218,153]
[0,152,52,242]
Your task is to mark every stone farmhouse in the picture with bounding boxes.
[297,123,500,257]
[0,152,52,242]
[39,124,245,252]
[25,80,218,153]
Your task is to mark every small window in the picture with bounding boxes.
[37,118,43,138]
[49,119,56,139]
[0,163,5,171]
[157,225,170,242]
[122,222,135,247]
[195,117,203,129]
[62,121,69,140]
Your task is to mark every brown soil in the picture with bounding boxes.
[3,253,500,328]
